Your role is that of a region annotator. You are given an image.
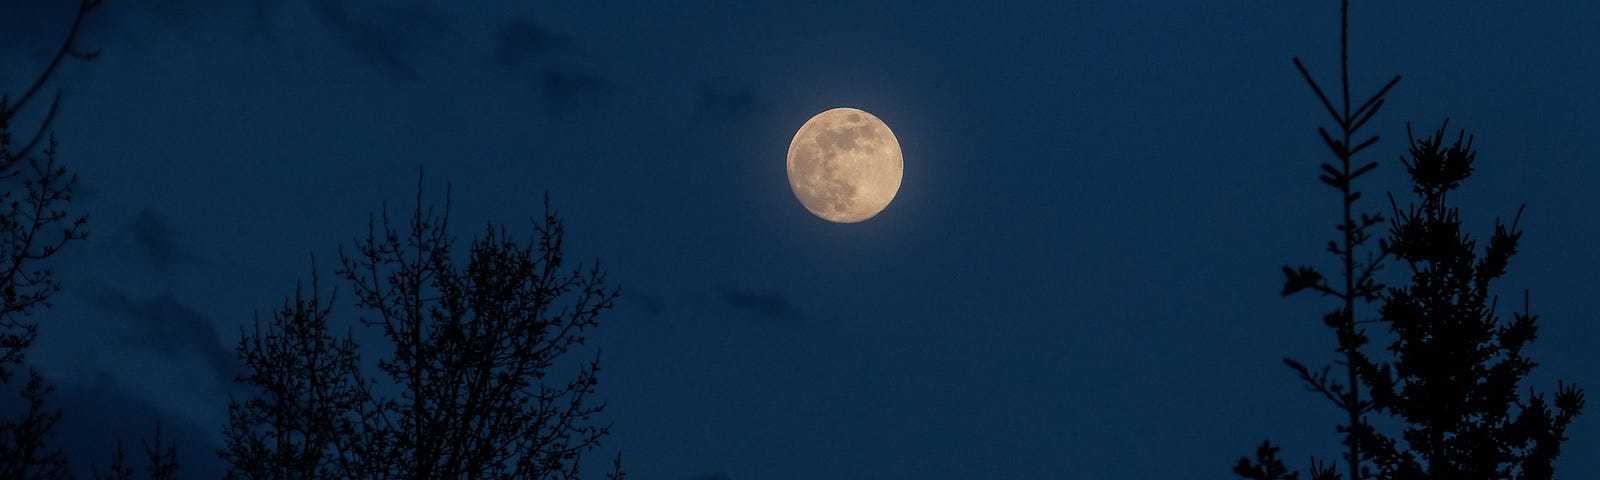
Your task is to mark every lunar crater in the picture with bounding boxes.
[786,108,903,223]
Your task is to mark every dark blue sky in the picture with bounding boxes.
[3,1,1597,478]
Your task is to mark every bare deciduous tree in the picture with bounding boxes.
[0,0,95,383]
[222,181,624,480]
[92,426,182,480]
[0,1,97,478]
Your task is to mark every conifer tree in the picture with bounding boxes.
[1354,122,1584,479]
[1237,2,1585,479]
[1234,0,1399,478]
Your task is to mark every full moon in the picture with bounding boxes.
[786,107,903,223]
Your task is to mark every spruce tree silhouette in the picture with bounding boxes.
[1233,1,1399,479]
[1237,2,1585,479]
[221,179,625,480]
[1354,122,1584,479]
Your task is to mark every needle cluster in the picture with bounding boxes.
[1235,3,1584,479]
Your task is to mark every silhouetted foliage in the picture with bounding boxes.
[0,372,70,479]
[1350,122,1584,479]
[0,1,97,478]
[219,273,375,479]
[1237,1,1400,479]
[92,426,182,480]
[2,3,191,477]
[222,180,624,479]
[1234,441,1301,480]
[0,0,95,385]
[1238,2,1584,479]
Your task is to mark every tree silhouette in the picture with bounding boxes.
[1237,2,1584,479]
[3,2,194,477]
[221,180,624,480]
[92,426,182,480]
[0,374,71,479]
[1352,122,1584,479]
[0,0,96,386]
[0,1,97,478]
[1234,1,1399,479]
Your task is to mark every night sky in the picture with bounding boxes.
[2,1,1598,478]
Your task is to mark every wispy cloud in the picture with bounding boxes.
[624,289,665,318]
[694,79,764,121]
[721,288,798,322]
[0,368,229,478]
[306,0,458,80]
[538,69,612,111]
[493,17,573,66]
[84,287,237,383]
[131,208,178,269]
[490,14,613,112]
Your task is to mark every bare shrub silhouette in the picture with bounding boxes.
[221,180,624,480]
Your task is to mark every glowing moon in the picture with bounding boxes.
[786,107,904,223]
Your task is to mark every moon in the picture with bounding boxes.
[786,107,904,223]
